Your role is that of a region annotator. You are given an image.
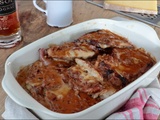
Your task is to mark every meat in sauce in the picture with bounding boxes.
[16,29,156,114]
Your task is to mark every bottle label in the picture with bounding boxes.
[0,0,16,16]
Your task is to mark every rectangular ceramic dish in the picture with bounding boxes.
[2,19,160,119]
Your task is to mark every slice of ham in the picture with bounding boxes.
[77,29,134,49]
[47,42,96,60]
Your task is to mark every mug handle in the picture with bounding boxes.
[33,0,46,13]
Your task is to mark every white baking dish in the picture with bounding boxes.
[2,19,160,119]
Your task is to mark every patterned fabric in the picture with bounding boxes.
[107,88,160,119]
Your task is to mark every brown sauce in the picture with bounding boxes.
[16,61,101,114]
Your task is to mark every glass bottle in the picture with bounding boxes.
[0,0,22,48]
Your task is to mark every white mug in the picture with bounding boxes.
[33,0,73,27]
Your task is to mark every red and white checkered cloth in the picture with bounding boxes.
[107,87,160,119]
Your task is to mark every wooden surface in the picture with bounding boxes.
[0,0,160,119]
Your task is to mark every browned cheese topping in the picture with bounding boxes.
[16,29,156,114]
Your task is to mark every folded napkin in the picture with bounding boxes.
[106,88,160,119]
[2,97,38,119]
[107,79,160,119]
[2,79,160,119]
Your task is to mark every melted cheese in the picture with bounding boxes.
[73,58,103,83]
[49,84,71,99]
